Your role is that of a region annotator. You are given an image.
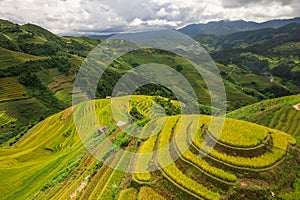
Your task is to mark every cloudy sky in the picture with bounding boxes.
[0,0,299,34]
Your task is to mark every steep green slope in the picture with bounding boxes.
[0,19,103,127]
[193,25,300,103]
[0,96,297,200]
[194,23,300,53]
[0,47,43,69]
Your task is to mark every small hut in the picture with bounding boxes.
[117,120,127,127]
[293,103,300,111]
[98,126,109,134]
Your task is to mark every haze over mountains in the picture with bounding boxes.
[178,17,300,36]
[84,17,300,40]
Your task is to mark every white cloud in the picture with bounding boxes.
[129,18,144,27]
[145,18,179,26]
[129,17,180,29]
[0,0,127,34]
[0,0,299,34]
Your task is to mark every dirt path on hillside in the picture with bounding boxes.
[70,176,89,199]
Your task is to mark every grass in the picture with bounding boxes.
[0,100,99,199]
[161,163,221,200]
[112,48,275,110]
[181,149,237,182]
[37,69,75,102]
[0,98,118,199]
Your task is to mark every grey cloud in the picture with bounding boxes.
[222,0,297,8]
[101,0,159,21]
[75,27,126,33]
[0,0,299,34]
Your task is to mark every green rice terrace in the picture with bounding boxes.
[0,112,16,126]
[0,76,28,102]
[228,95,300,145]
[0,95,298,200]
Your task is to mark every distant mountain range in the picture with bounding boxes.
[64,17,300,39]
[193,23,300,52]
[178,17,300,36]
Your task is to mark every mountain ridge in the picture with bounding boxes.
[178,17,300,36]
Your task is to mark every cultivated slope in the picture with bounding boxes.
[228,95,300,144]
[0,96,297,200]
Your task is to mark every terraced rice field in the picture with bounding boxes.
[135,97,154,117]
[0,112,16,126]
[0,47,42,69]
[46,69,75,92]
[0,96,296,200]
[54,90,72,105]
[118,188,138,200]
[137,187,166,200]
[228,95,300,144]
[0,77,28,101]
[0,98,47,124]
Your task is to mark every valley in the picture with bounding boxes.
[0,17,299,200]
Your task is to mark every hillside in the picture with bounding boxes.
[0,95,298,200]
[228,95,300,199]
[194,24,300,92]
[0,18,299,145]
[197,23,300,55]
[0,19,102,125]
[228,95,300,145]
[178,17,300,36]
[0,20,299,119]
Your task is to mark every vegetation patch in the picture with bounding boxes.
[118,188,138,200]
[0,112,16,126]
[137,187,166,200]
[0,76,28,101]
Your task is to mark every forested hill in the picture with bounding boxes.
[194,23,300,87]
